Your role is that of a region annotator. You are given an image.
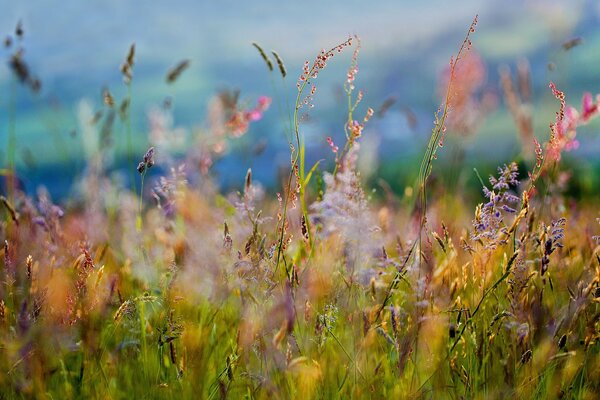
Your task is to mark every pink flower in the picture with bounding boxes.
[246,110,262,122]
[581,92,599,122]
[547,83,600,161]
[225,95,271,137]
[257,96,272,111]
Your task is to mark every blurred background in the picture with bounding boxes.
[1,0,600,200]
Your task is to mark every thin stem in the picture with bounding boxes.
[126,83,136,193]
[137,170,146,232]
[7,78,17,201]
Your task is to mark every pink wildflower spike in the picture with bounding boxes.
[326,136,339,154]
[226,95,271,136]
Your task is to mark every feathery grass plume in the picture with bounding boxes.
[471,162,520,248]
[271,50,286,78]
[166,59,190,83]
[121,43,135,83]
[102,87,114,107]
[252,42,273,71]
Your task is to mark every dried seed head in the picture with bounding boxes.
[252,42,273,71]
[103,87,114,107]
[120,44,135,83]
[166,59,190,84]
[271,50,287,78]
[558,334,567,349]
[26,255,33,279]
[301,215,308,240]
[143,147,155,166]
[520,349,532,364]
[138,147,155,174]
[244,168,252,196]
[126,43,135,67]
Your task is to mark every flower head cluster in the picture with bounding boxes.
[137,146,155,174]
[547,83,600,161]
[297,37,353,109]
[472,162,520,248]
[540,218,565,276]
[345,35,361,91]
[226,96,271,137]
[347,107,374,140]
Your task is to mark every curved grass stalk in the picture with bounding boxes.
[375,15,479,322]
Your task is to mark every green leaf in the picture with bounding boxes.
[304,159,323,186]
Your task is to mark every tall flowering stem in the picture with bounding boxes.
[375,15,479,323]
[526,82,600,200]
[417,15,478,229]
[333,35,374,176]
[275,38,353,274]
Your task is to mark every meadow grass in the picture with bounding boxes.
[1,16,600,400]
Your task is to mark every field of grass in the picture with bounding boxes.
[1,16,600,400]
